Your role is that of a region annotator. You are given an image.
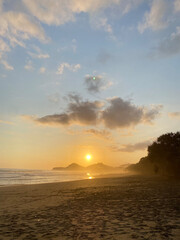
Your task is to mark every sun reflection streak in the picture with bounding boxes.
[86,172,93,180]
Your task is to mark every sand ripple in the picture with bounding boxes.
[0,176,179,239]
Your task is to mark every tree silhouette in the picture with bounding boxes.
[148,132,180,176]
[129,132,180,177]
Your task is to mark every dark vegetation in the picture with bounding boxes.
[128,132,180,178]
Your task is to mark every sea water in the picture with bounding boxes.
[0,168,87,186]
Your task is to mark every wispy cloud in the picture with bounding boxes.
[111,140,151,152]
[56,62,81,75]
[48,93,60,104]
[24,60,34,71]
[1,60,14,70]
[22,0,143,40]
[138,0,170,33]
[39,67,46,73]
[0,38,13,70]
[0,9,47,47]
[0,38,10,52]
[169,112,180,118]
[143,105,163,123]
[174,0,180,12]
[28,46,50,59]
[23,0,141,26]
[90,16,116,40]
[0,119,14,125]
[0,1,48,69]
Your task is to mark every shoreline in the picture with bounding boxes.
[0,175,179,239]
[0,171,130,188]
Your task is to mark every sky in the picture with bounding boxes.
[0,0,180,170]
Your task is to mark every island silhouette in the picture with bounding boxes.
[52,162,129,174]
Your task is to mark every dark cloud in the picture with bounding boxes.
[68,100,100,125]
[67,93,82,103]
[31,95,161,129]
[85,75,112,93]
[102,98,162,128]
[143,105,163,123]
[37,113,70,125]
[111,140,151,152]
[102,97,143,129]
[36,95,102,126]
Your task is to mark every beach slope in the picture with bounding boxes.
[0,175,180,239]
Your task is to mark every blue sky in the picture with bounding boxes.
[0,0,180,169]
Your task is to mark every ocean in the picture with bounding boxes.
[0,168,88,186]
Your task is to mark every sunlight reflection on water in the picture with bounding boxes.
[87,172,93,179]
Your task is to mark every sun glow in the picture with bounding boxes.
[85,154,92,161]
[87,172,93,180]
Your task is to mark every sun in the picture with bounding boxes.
[85,154,92,161]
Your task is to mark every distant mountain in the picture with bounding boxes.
[66,163,85,171]
[86,163,115,173]
[52,162,125,173]
[53,163,85,171]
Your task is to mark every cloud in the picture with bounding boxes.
[89,14,117,41]
[28,52,49,59]
[26,94,162,129]
[23,0,143,38]
[155,26,180,57]
[0,119,14,125]
[85,75,113,93]
[102,98,162,129]
[121,0,144,15]
[0,10,47,47]
[84,128,112,140]
[0,38,10,52]
[56,62,81,75]
[48,93,60,104]
[111,140,151,152]
[174,0,180,12]
[35,95,101,126]
[23,0,75,26]
[28,45,49,59]
[143,105,163,123]
[23,0,144,25]
[138,0,170,33]
[1,59,14,70]
[102,97,143,129]
[0,38,13,70]
[0,1,47,69]
[24,60,34,71]
[39,67,46,73]
[36,113,70,125]
[90,16,113,35]
[169,112,180,118]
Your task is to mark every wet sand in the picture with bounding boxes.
[0,175,180,239]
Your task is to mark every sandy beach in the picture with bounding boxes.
[0,175,180,240]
